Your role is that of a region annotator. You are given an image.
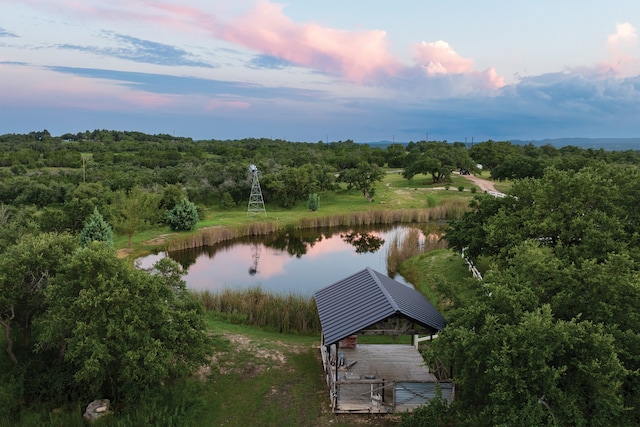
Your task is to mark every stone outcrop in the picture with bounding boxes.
[83,399,112,422]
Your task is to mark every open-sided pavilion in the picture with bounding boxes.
[314,267,453,414]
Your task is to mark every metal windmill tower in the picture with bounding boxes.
[247,164,266,216]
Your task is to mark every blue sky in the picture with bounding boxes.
[1,0,639,142]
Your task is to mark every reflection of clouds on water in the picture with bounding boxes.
[184,245,290,291]
[303,237,354,259]
[135,225,443,296]
[135,252,166,270]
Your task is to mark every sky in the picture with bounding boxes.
[1,0,640,143]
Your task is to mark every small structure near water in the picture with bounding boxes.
[314,267,452,414]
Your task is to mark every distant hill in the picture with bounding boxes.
[362,140,398,149]
[361,138,640,151]
[510,138,640,151]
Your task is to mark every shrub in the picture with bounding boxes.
[307,193,319,211]
[79,207,113,246]
[457,185,464,192]
[470,186,477,193]
[166,199,199,231]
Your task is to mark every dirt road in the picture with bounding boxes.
[459,172,497,193]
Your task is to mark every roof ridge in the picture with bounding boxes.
[367,267,399,312]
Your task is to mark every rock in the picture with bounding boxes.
[83,399,112,422]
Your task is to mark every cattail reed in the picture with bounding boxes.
[386,227,448,275]
[168,200,468,252]
[193,288,320,334]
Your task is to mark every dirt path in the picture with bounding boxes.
[459,172,497,193]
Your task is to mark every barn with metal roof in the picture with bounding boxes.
[314,267,451,413]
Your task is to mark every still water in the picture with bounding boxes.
[137,224,445,296]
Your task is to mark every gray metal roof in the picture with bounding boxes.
[314,267,446,345]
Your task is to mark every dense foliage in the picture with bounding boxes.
[0,233,211,421]
[404,163,640,426]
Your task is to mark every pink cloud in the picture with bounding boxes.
[572,22,640,79]
[412,40,505,89]
[0,64,199,112]
[14,0,505,91]
[211,1,401,83]
[414,40,475,75]
[603,22,639,77]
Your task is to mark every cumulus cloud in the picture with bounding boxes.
[411,40,505,90]
[207,2,505,90]
[604,22,639,77]
[210,1,401,83]
[570,22,640,78]
[414,40,474,75]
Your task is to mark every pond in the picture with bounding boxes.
[136,223,446,296]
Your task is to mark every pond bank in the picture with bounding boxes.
[118,202,467,259]
[166,203,466,253]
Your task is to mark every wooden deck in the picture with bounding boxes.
[334,344,436,382]
[321,344,440,413]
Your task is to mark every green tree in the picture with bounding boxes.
[218,191,235,210]
[112,187,161,246]
[158,184,186,211]
[336,161,385,201]
[166,198,199,231]
[490,154,546,180]
[468,140,520,171]
[79,207,113,246]
[0,233,77,365]
[444,194,513,260]
[402,141,473,184]
[385,143,408,168]
[437,162,640,425]
[447,164,632,265]
[34,244,211,400]
[425,260,628,427]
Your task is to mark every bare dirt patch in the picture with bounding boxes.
[210,333,308,378]
[142,233,174,246]
[116,248,134,259]
[459,173,497,192]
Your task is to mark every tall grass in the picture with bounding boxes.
[167,221,282,251]
[387,228,449,276]
[193,288,320,334]
[166,199,469,252]
[298,202,466,229]
[0,380,207,427]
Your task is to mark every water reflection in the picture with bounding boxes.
[137,223,445,296]
[340,231,385,253]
